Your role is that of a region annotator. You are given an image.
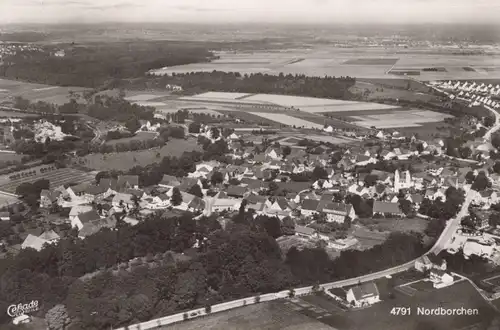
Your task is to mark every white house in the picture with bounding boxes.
[346,282,380,307]
[112,193,135,211]
[429,269,454,289]
[323,202,356,223]
[21,234,49,251]
[211,198,242,213]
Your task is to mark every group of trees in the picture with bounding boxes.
[0,42,215,88]
[129,71,356,100]
[15,178,49,208]
[419,187,465,222]
[0,190,429,330]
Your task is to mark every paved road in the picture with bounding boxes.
[316,190,474,290]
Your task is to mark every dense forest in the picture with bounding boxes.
[0,41,216,88]
[0,210,425,329]
[123,71,357,100]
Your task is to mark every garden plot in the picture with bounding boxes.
[302,103,400,113]
[249,113,324,129]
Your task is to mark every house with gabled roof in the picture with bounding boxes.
[301,199,320,217]
[78,215,118,239]
[67,183,90,200]
[372,201,403,217]
[159,175,181,188]
[83,185,108,203]
[112,192,135,211]
[380,149,396,160]
[269,197,291,212]
[39,230,60,243]
[295,225,317,240]
[69,205,93,223]
[354,154,377,166]
[346,282,380,307]
[117,175,139,189]
[187,196,206,212]
[265,147,282,160]
[72,209,101,230]
[40,189,62,208]
[323,203,356,223]
[211,198,242,213]
[21,234,50,251]
[227,185,248,198]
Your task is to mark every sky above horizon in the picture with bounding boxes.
[1,0,499,25]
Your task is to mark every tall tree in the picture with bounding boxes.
[171,187,183,206]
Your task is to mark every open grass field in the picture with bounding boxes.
[299,103,400,113]
[104,131,159,146]
[0,151,24,162]
[359,217,429,234]
[164,301,336,330]
[250,113,324,129]
[349,109,453,129]
[352,226,389,250]
[294,281,495,330]
[77,138,202,171]
[150,47,500,80]
[0,78,89,106]
[190,91,252,100]
[0,109,38,117]
[0,167,95,194]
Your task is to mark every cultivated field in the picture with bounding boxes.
[242,94,355,107]
[300,103,400,113]
[190,91,252,100]
[0,79,89,105]
[165,301,336,330]
[77,138,202,171]
[349,109,454,129]
[250,113,324,129]
[150,47,500,80]
[0,167,96,194]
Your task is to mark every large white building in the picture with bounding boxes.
[394,170,413,192]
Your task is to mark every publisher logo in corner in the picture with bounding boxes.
[7,300,39,317]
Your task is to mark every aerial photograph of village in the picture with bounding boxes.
[0,0,500,329]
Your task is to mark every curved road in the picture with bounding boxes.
[121,85,500,329]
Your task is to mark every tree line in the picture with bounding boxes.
[123,71,356,100]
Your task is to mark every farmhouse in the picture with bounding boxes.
[372,201,403,217]
[322,202,355,223]
[346,282,380,307]
[429,269,454,289]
